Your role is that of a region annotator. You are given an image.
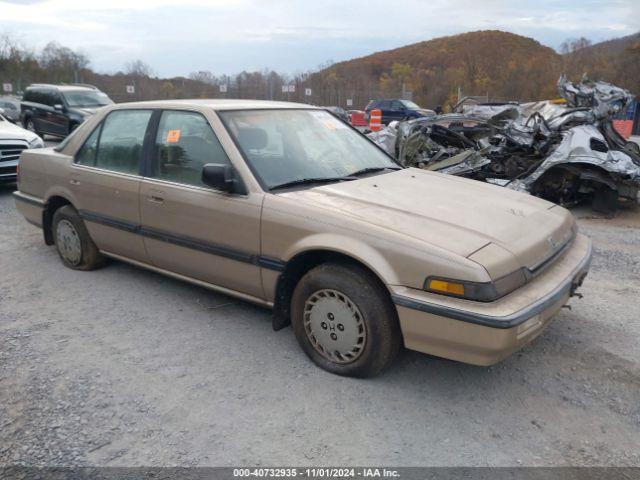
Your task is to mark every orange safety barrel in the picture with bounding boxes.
[369,109,382,131]
[350,110,367,127]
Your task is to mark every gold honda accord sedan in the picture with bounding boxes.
[14,100,592,377]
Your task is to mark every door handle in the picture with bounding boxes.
[148,195,164,204]
[69,179,80,186]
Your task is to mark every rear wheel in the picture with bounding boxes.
[52,205,106,270]
[25,118,39,135]
[291,262,401,377]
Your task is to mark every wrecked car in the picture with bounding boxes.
[368,76,640,213]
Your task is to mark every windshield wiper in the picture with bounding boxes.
[269,176,355,191]
[346,166,401,178]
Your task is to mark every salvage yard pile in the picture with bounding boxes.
[368,76,640,214]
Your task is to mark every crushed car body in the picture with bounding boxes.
[367,75,640,213]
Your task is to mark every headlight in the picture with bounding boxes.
[28,136,44,149]
[424,269,527,302]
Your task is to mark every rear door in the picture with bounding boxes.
[36,89,67,136]
[36,89,58,135]
[139,109,263,298]
[48,90,69,136]
[390,100,406,122]
[378,100,393,124]
[70,109,153,261]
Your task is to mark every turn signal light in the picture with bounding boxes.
[427,279,465,296]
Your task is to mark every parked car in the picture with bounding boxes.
[0,97,21,123]
[365,99,435,125]
[0,112,43,184]
[20,84,113,139]
[14,100,592,377]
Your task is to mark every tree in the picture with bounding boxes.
[189,70,215,84]
[125,60,154,78]
[39,41,89,83]
[560,37,593,54]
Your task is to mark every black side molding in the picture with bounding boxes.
[78,209,286,272]
[13,191,45,208]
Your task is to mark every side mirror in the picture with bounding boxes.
[202,163,237,193]
[53,104,64,112]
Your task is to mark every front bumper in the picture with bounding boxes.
[0,160,18,183]
[390,233,592,366]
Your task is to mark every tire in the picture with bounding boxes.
[291,262,401,377]
[52,205,106,270]
[25,118,39,136]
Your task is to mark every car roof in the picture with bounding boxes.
[26,84,97,92]
[108,99,321,111]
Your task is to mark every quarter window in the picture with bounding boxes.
[75,125,101,166]
[151,110,231,187]
[95,110,152,175]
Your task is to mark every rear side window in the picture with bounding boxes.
[150,110,231,187]
[74,110,152,175]
[41,90,57,106]
[379,100,392,109]
[95,110,152,175]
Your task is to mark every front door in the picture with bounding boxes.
[139,109,263,298]
[70,109,153,261]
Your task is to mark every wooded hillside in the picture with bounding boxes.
[311,30,640,109]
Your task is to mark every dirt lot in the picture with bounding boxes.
[1,178,639,467]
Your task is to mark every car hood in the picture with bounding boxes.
[0,120,39,143]
[416,109,436,117]
[278,168,575,270]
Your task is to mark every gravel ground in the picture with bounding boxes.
[1,176,639,467]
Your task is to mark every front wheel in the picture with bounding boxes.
[52,205,106,270]
[291,262,401,377]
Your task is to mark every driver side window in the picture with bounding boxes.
[151,110,231,187]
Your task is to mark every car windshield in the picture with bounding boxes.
[219,109,399,190]
[62,90,112,108]
[401,100,420,109]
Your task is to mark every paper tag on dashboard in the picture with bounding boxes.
[166,129,181,143]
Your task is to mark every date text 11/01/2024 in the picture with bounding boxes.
[232,468,400,478]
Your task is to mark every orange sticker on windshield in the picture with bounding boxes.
[166,129,181,143]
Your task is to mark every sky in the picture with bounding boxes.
[1,0,639,78]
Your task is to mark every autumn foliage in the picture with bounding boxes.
[312,30,640,109]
